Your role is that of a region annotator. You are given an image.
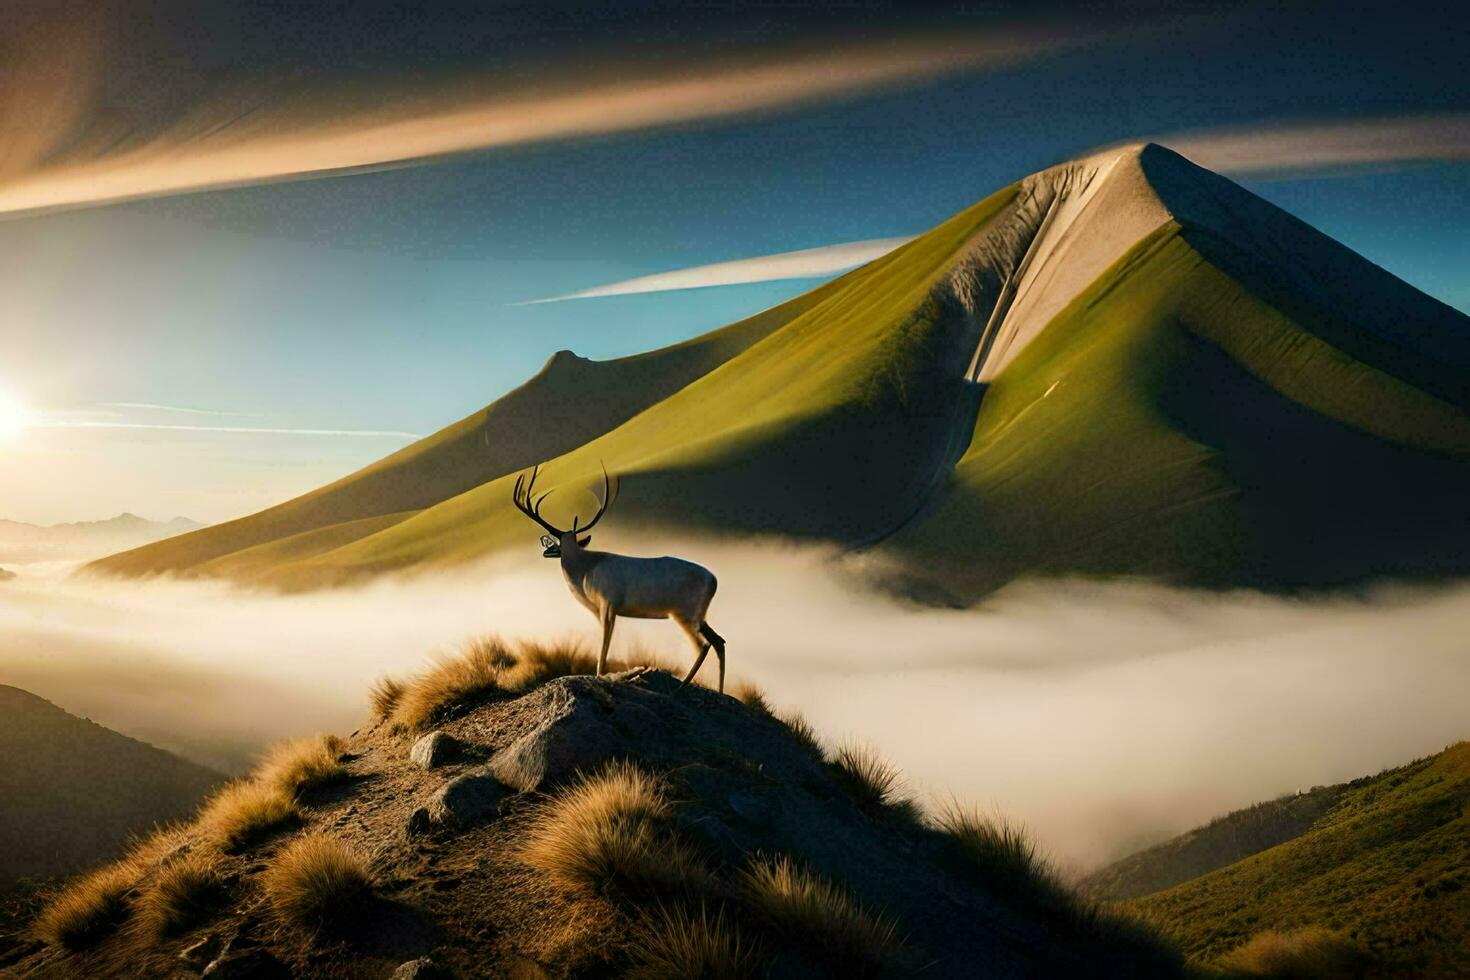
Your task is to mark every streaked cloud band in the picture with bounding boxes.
[521,236,914,304]
[97,401,266,418]
[36,421,421,440]
[1145,113,1470,176]
[0,27,1098,217]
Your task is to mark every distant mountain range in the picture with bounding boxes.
[91,144,1470,600]
[1084,742,1470,977]
[0,513,200,565]
[0,685,222,887]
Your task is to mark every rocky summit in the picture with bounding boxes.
[10,647,1182,978]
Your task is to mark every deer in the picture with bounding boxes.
[512,463,728,693]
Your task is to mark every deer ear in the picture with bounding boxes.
[578,535,591,547]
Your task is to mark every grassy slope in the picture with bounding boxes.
[1081,785,1348,902]
[1129,742,1470,976]
[251,184,1020,587]
[885,222,1470,601]
[89,282,836,578]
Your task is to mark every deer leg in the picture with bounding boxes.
[675,616,709,690]
[699,622,726,694]
[597,607,616,677]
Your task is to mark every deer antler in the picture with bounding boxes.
[512,464,566,537]
[574,462,619,534]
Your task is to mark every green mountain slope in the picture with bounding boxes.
[1109,742,1470,976]
[88,280,834,578]
[89,144,1470,595]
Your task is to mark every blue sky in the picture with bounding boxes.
[1,2,1466,524]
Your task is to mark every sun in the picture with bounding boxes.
[0,387,31,442]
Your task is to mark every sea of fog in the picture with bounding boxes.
[2,541,1467,874]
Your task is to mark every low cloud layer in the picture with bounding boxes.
[4,543,1466,872]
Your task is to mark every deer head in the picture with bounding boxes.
[511,463,619,558]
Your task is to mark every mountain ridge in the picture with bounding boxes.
[0,685,223,887]
[0,514,201,565]
[89,144,1470,598]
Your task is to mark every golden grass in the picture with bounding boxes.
[197,780,300,851]
[499,638,598,691]
[740,855,904,976]
[389,637,511,730]
[629,903,762,980]
[368,675,405,720]
[262,832,375,931]
[1218,926,1375,978]
[387,635,672,731]
[33,859,139,949]
[523,761,711,899]
[731,681,772,716]
[255,734,348,797]
[133,850,227,939]
[829,742,913,818]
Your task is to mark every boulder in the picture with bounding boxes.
[427,773,509,828]
[391,956,452,979]
[487,677,618,792]
[410,731,461,769]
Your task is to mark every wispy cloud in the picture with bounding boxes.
[520,236,914,304]
[98,401,267,418]
[36,420,421,439]
[0,23,1111,216]
[1143,112,1470,176]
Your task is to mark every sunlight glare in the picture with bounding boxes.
[0,387,31,442]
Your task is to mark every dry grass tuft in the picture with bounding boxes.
[778,711,824,760]
[829,742,914,818]
[390,636,512,730]
[262,832,375,931]
[499,638,597,692]
[740,855,904,977]
[256,734,347,797]
[33,860,139,948]
[368,675,405,720]
[1218,926,1375,978]
[933,802,1053,897]
[197,780,300,851]
[523,761,711,899]
[732,681,773,716]
[134,850,228,939]
[629,902,762,979]
[33,824,194,949]
[936,802,1180,965]
[387,634,679,731]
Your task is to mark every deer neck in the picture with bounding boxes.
[558,540,604,608]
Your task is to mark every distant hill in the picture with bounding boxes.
[0,686,222,887]
[0,514,201,565]
[1081,784,1348,902]
[1091,742,1470,976]
[91,144,1470,599]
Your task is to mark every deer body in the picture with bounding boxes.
[514,466,727,692]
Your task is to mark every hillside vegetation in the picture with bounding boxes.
[9,640,1184,978]
[89,144,1470,598]
[1105,742,1470,977]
